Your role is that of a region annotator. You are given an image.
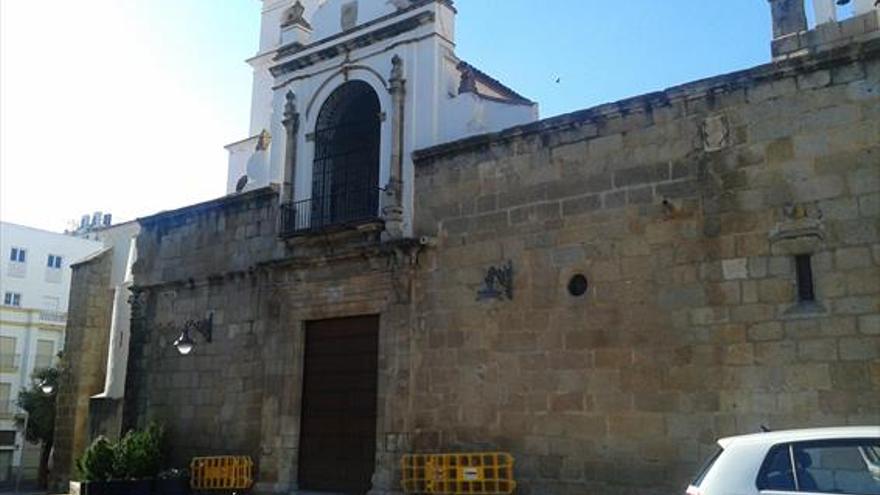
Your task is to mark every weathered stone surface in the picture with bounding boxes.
[103,38,880,495]
[51,250,114,490]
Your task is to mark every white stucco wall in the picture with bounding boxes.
[0,222,104,315]
[0,222,104,472]
[226,0,539,237]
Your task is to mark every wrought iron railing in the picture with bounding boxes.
[281,187,382,236]
[39,310,67,323]
[33,355,55,371]
[0,401,17,419]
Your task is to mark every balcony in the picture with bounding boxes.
[281,187,382,237]
[38,310,67,323]
[33,355,55,371]
[0,354,20,373]
[0,401,18,419]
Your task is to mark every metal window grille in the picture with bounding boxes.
[283,81,382,237]
[795,254,815,302]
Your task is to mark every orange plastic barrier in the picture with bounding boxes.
[402,452,516,494]
[190,456,254,491]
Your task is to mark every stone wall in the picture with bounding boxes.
[127,187,418,493]
[409,39,880,493]
[123,40,880,495]
[52,249,114,491]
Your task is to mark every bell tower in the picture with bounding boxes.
[226,0,539,241]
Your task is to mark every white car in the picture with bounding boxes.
[687,426,880,495]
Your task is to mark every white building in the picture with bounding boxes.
[226,0,538,238]
[0,222,104,483]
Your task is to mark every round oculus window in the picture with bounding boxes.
[568,274,589,297]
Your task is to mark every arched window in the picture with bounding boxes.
[311,81,381,229]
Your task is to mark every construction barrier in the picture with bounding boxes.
[402,452,516,494]
[190,456,254,492]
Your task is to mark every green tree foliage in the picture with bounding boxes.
[17,366,59,488]
[76,423,165,481]
[114,423,165,479]
[76,437,116,482]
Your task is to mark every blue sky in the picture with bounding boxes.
[0,1,776,231]
[455,1,773,117]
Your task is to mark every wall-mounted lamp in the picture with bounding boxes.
[477,261,514,301]
[173,314,213,356]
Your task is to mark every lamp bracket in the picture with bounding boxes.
[183,313,213,343]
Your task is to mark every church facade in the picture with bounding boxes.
[54,1,879,494]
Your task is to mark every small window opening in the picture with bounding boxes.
[47,254,62,269]
[9,248,25,263]
[795,254,815,302]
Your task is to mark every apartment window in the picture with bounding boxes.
[0,338,16,371]
[47,254,62,269]
[0,383,12,417]
[0,431,14,446]
[2,293,21,307]
[9,248,26,263]
[34,340,55,371]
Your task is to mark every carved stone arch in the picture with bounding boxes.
[304,66,389,121]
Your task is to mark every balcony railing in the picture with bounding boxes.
[33,355,55,371]
[0,354,20,372]
[0,401,18,419]
[281,187,382,237]
[39,310,67,323]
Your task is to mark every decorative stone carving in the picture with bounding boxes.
[282,1,312,30]
[341,1,358,31]
[390,54,404,82]
[256,129,272,151]
[769,203,825,255]
[702,114,729,152]
[388,0,413,9]
[458,65,477,95]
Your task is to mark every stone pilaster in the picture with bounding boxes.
[383,55,406,240]
[768,0,808,39]
[282,91,300,204]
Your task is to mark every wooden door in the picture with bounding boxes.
[298,316,379,494]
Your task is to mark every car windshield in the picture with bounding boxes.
[692,447,724,487]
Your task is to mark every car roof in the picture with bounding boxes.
[718,426,880,449]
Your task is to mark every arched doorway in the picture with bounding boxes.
[311,81,381,229]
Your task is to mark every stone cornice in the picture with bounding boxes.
[137,185,279,229]
[413,37,880,165]
[270,8,437,76]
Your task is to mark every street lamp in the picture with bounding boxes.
[39,380,55,395]
[173,314,213,355]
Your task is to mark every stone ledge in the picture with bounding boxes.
[413,37,880,166]
[137,185,279,230]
